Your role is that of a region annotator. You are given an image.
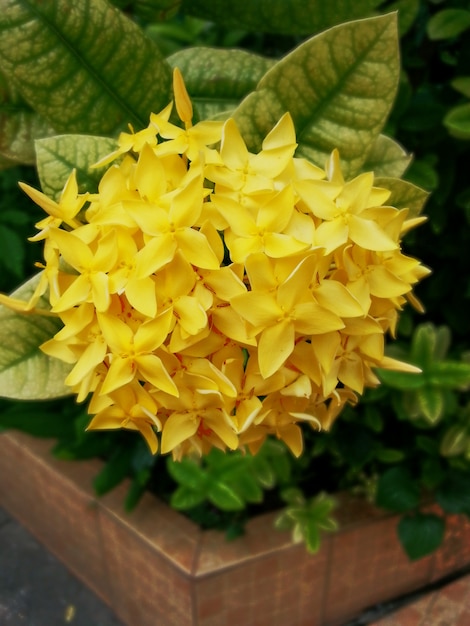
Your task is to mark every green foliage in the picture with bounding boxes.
[35,135,118,200]
[376,467,420,512]
[427,9,470,41]
[377,324,470,425]
[0,275,71,400]
[167,47,275,119]
[398,513,445,560]
[275,489,338,553]
[178,0,384,36]
[233,13,399,178]
[0,0,172,141]
[167,440,292,518]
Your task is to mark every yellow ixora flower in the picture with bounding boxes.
[0,68,429,458]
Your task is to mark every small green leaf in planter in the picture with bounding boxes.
[207,480,245,511]
[166,457,207,490]
[275,491,337,553]
[398,513,445,560]
[436,469,470,516]
[125,468,152,512]
[376,467,420,513]
[171,485,207,510]
[231,472,264,504]
[251,454,276,489]
[93,444,135,496]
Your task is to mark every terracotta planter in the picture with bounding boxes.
[1,431,470,626]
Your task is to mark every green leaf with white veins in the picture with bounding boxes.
[374,177,429,216]
[0,0,172,136]
[362,135,411,179]
[0,274,71,400]
[233,14,399,178]
[0,73,57,166]
[35,135,118,201]
[167,47,275,120]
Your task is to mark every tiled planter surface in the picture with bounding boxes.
[1,431,470,626]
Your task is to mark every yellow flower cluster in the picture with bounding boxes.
[14,71,429,458]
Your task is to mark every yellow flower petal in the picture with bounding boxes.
[258,319,295,378]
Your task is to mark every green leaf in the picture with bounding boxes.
[0,224,25,278]
[432,326,451,362]
[232,473,264,503]
[427,9,470,41]
[251,455,276,488]
[410,323,437,368]
[170,486,206,510]
[51,430,112,460]
[303,520,321,553]
[406,160,439,192]
[0,274,71,400]
[125,468,151,512]
[427,362,470,388]
[363,406,384,433]
[451,77,470,98]
[440,425,469,457]
[0,403,76,438]
[181,0,384,36]
[130,0,180,22]
[387,0,419,36]
[416,435,439,455]
[376,368,425,391]
[375,448,406,463]
[375,466,420,512]
[167,47,275,120]
[374,176,429,216]
[444,103,470,141]
[416,386,445,424]
[0,73,56,166]
[35,135,117,201]
[207,480,245,511]
[0,0,172,136]
[93,445,134,496]
[166,458,207,490]
[362,135,411,178]
[420,457,445,491]
[398,513,445,560]
[233,14,399,178]
[436,470,470,515]
[309,493,337,523]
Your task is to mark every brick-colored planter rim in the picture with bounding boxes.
[1,431,470,626]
